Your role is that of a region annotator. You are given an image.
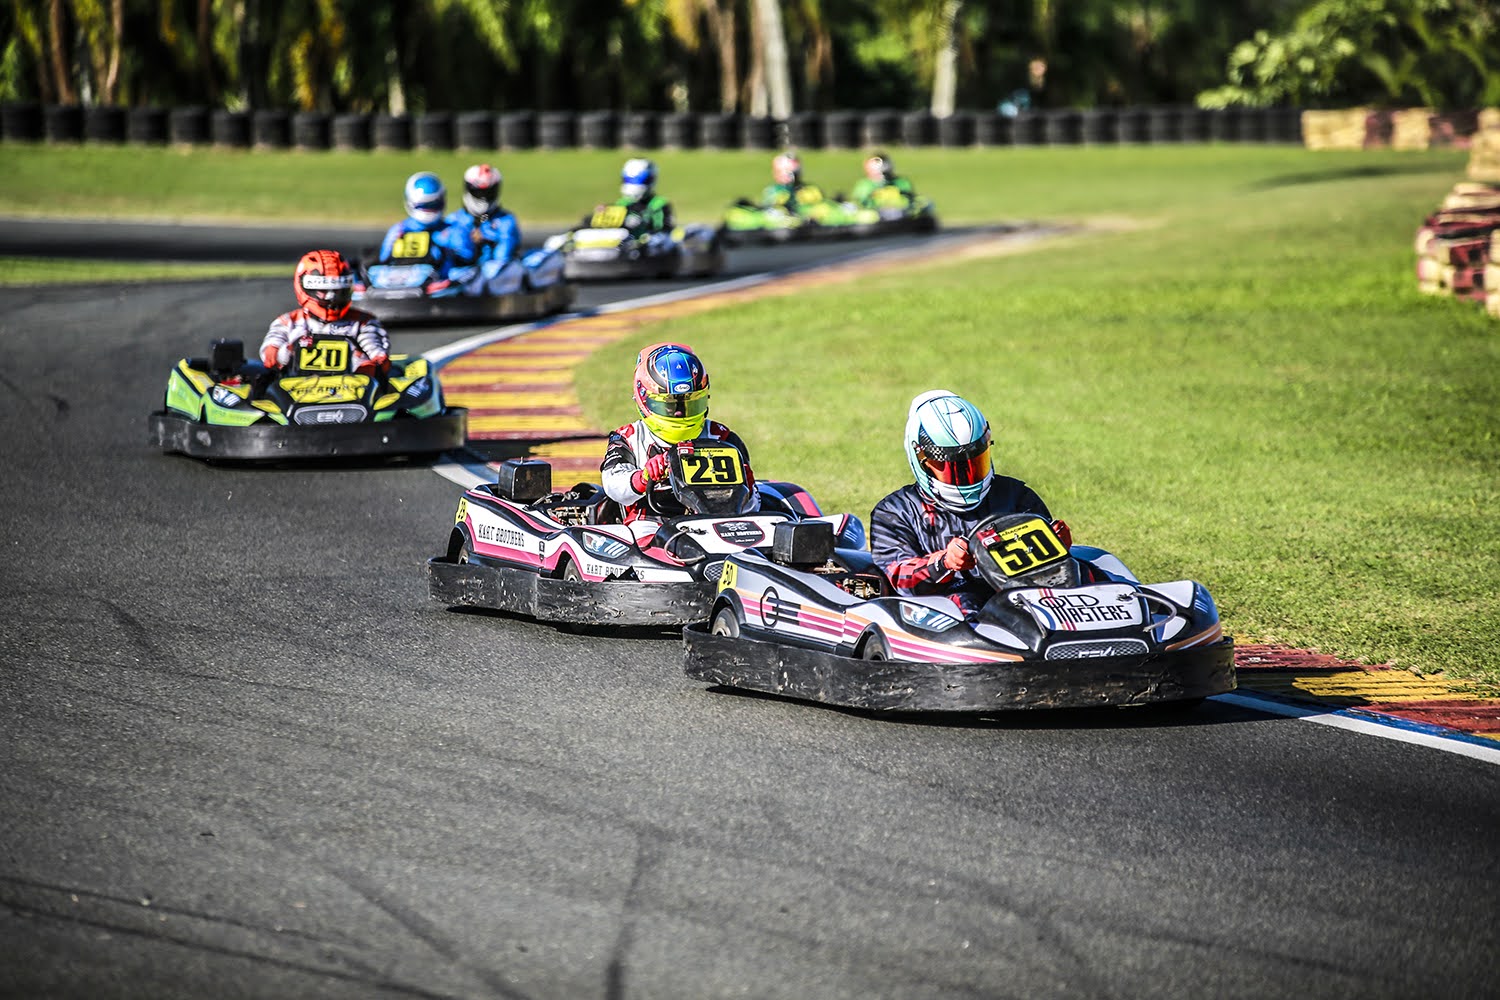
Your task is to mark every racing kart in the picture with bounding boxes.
[354,229,574,324]
[544,204,725,281]
[684,513,1235,713]
[722,183,938,247]
[149,336,465,460]
[426,449,864,627]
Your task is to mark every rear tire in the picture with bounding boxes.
[859,631,891,661]
[710,606,741,638]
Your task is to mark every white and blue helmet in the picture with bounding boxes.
[403,171,446,226]
[621,158,657,201]
[905,389,994,512]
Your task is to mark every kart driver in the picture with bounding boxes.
[870,390,1073,617]
[445,163,520,266]
[760,152,825,212]
[260,249,390,373]
[600,342,758,523]
[850,152,916,210]
[605,158,674,233]
[378,171,473,267]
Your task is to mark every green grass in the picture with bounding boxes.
[0,256,285,285]
[2,141,1494,684]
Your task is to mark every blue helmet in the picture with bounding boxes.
[621,158,657,201]
[404,171,446,226]
[904,390,993,512]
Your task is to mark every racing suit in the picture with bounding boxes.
[601,418,758,522]
[851,175,916,211]
[259,307,390,372]
[378,216,474,270]
[870,478,1052,616]
[444,207,521,265]
[611,194,674,233]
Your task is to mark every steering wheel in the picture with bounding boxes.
[965,512,1078,593]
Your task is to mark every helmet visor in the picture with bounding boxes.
[303,273,354,312]
[917,437,991,487]
[641,388,708,420]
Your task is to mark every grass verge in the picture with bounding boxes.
[0,256,284,285]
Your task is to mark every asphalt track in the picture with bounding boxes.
[2,225,1498,999]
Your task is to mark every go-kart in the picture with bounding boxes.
[354,230,574,324]
[721,183,938,247]
[544,204,725,281]
[426,449,864,627]
[149,336,465,460]
[684,513,1235,713]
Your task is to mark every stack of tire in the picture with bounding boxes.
[1414,111,1500,317]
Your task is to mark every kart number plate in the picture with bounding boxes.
[872,185,908,209]
[795,187,824,206]
[298,339,351,373]
[680,446,744,486]
[717,560,737,592]
[591,205,628,228]
[455,497,468,525]
[389,231,432,261]
[976,516,1068,576]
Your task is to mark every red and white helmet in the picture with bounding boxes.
[462,163,502,217]
[294,249,355,322]
[772,152,801,185]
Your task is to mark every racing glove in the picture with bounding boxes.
[260,344,282,369]
[1051,518,1073,550]
[628,451,671,494]
[939,536,974,573]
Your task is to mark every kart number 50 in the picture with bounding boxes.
[982,517,1067,576]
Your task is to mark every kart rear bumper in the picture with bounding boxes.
[427,555,713,626]
[354,284,574,324]
[150,408,467,460]
[682,625,1236,712]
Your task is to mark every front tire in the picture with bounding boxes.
[710,606,741,638]
[859,631,891,661]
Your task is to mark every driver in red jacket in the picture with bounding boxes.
[869,389,1072,616]
[259,250,390,374]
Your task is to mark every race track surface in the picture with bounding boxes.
[1,229,1497,999]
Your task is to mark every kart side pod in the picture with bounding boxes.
[773,520,834,567]
[498,458,551,502]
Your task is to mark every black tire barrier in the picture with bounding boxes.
[1209,106,1239,142]
[740,116,775,150]
[823,110,858,149]
[455,111,495,150]
[622,111,659,149]
[1079,108,1117,144]
[168,106,209,145]
[899,111,934,146]
[373,114,412,150]
[579,110,617,149]
[1042,110,1081,145]
[1,102,43,140]
[415,112,453,149]
[1118,107,1149,143]
[973,112,1011,146]
[212,110,251,147]
[698,113,736,150]
[661,112,697,149]
[1011,111,1044,146]
[126,107,168,144]
[332,113,371,150]
[1179,107,1211,143]
[538,111,576,149]
[44,105,84,143]
[498,110,536,149]
[1237,107,1269,143]
[84,105,126,143]
[937,112,973,147]
[292,111,330,150]
[252,109,290,148]
[1146,106,1181,143]
[789,111,821,150]
[861,110,899,147]
[1272,106,1303,144]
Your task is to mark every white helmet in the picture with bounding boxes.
[904,390,993,512]
[621,158,656,201]
[462,163,502,217]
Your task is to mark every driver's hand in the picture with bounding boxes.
[940,536,974,572]
[260,345,281,369]
[1051,518,1073,550]
[642,452,670,483]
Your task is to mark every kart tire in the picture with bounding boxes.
[710,606,741,639]
[859,631,891,661]
[561,560,584,583]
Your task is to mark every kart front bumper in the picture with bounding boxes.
[150,408,468,460]
[427,555,713,626]
[682,625,1236,713]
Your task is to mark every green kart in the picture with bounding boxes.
[149,337,466,461]
[722,182,937,247]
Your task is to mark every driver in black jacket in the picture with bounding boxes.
[869,389,1072,616]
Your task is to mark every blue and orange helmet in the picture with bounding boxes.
[634,342,708,442]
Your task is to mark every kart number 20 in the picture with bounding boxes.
[986,517,1067,576]
[298,339,350,372]
[680,447,744,485]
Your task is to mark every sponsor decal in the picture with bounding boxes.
[713,520,765,547]
[1036,592,1137,626]
[475,519,527,550]
[761,586,782,627]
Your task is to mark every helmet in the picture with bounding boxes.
[772,152,801,185]
[403,171,446,226]
[633,342,709,443]
[864,153,895,184]
[621,158,657,201]
[904,390,993,512]
[462,163,501,217]
[293,249,355,323]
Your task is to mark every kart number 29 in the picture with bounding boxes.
[298,339,351,372]
[680,446,744,486]
[982,517,1067,576]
